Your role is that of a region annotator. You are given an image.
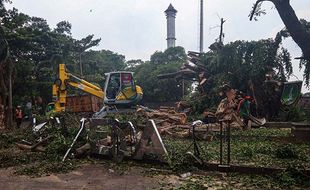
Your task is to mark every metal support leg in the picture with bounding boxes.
[220,121,223,165]
[219,120,231,166]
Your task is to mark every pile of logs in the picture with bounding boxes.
[136,105,222,140]
[137,106,187,125]
[137,106,189,136]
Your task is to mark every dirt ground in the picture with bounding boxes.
[0,164,163,190]
[1,162,307,190]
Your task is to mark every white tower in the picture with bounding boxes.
[165,4,177,49]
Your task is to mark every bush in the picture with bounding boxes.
[277,165,310,188]
[275,144,298,159]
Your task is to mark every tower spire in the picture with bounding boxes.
[165,4,177,49]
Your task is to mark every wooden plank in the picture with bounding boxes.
[292,127,310,141]
[265,122,293,128]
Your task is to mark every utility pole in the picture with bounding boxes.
[219,18,226,44]
[199,0,204,53]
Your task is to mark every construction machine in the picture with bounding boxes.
[49,64,143,113]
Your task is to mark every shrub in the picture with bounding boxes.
[275,144,298,159]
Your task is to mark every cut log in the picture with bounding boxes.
[145,112,187,125]
[158,125,175,135]
[76,142,91,155]
[137,106,187,125]
[16,135,53,152]
[32,135,53,150]
[16,143,45,152]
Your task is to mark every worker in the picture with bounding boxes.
[215,84,245,129]
[15,106,23,128]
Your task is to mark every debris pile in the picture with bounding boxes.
[137,106,190,135]
[136,106,218,139]
[0,117,83,176]
[15,113,87,159]
[137,106,187,125]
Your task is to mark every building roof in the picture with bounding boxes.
[165,4,177,14]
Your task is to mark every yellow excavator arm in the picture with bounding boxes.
[52,64,104,112]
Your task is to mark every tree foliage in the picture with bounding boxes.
[131,47,188,102]
[193,37,293,116]
[0,5,126,107]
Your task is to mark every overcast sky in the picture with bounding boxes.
[6,0,310,92]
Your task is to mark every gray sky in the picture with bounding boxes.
[6,0,310,92]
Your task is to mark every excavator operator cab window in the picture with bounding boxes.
[106,73,120,99]
[121,73,134,88]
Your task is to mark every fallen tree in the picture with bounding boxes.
[250,0,310,85]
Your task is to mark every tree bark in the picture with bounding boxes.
[272,0,310,59]
[7,59,13,129]
[0,25,10,129]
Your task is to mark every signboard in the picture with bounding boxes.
[281,81,303,106]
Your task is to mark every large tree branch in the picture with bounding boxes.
[250,0,274,21]
[273,0,310,60]
[250,0,310,60]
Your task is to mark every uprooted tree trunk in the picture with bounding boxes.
[251,0,310,60]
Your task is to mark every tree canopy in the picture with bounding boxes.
[130,47,188,102]
[0,4,130,106]
[184,35,293,116]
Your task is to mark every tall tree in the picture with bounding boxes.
[250,0,310,85]
[133,47,188,102]
[81,49,126,86]
[74,35,101,76]
[0,0,13,128]
[0,5,104,110]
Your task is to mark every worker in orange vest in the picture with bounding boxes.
[15,106,23,128]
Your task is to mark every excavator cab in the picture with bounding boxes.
[104,72,143,106]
